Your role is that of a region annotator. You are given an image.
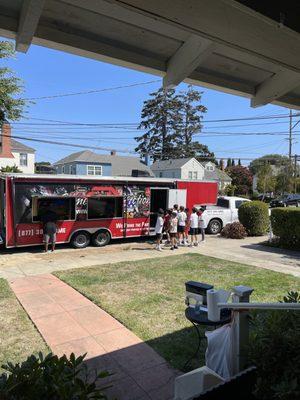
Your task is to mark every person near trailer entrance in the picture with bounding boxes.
[177,205,187,245]
[184,207,190,245]
[173,204,179,214]
[163,209,172,245]
[154,208,165,252]
[189,207,199,247]
[198,206,207,243]
[169,211,178,250]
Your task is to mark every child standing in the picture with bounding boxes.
[169,211,178,250]
[184,208,190,246]
[189,207,199,246]
[198,207,207,243]
[154,209,164,251]
[177,206,187,245]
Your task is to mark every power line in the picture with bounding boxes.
[12,112,300,126]
[22,80,161,100]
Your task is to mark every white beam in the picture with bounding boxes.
[163,35,214,88]
[16,0,45,53]
[251,70,300,108]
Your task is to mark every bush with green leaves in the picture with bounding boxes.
[249,291,300,400]
[0,352,109,400]
[221,222,247,239]
[270,208,300,250]
[238,201,269,236]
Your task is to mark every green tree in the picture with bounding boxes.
[1,165,22,173]
[135,86,214,162]
[135,88,181,161]
[256,164,276,198]
[176,85,214,161]
[275,164,294,194]
[238,159,241,166]
[0,41,28,122]
[227,165,253,195]
[226,158,232,168]
[249,154,289,175]
[231,159,235,167]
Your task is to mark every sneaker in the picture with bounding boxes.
[188,243,193,247]
[194,242,199,247]
[174,245,178,249]
[171,246,174,250]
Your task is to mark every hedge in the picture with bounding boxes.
[270,208,300,250]
[238,201,269,236]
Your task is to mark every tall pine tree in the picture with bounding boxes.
[238,159,241,166]
[232,159,235,166]
[135,88,181,161]
[135,85,214,162]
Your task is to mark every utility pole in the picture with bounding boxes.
[289,109,293,161]
[294,155,297,193]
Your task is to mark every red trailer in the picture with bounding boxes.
[0,174,217,249]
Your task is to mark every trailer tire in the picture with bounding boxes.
[71,231,90,249]
[207,219,222,234]
[92,230,111,247]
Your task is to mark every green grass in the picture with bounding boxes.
[0,279,49,371]
[55,254,300,371]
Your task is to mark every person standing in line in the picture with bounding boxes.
[189,207,199,247]
[154,208,164,251]
[163,209,172,246]
[177,206,187,245]
[184,208,190,246]
[169,211,178,250]
[198,206,207,243]
[173,204,179,214]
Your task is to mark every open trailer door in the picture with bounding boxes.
[167,189,187,209]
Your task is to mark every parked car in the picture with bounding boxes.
[203,196,251,234]
[270,194,300,208]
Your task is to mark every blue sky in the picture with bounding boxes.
[2,40,299,165]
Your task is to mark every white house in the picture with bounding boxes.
[0,122,35,173]
[151,157,231,190]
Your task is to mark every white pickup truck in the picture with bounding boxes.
[203,196,251,234]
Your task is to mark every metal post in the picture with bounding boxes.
[231,286,254,374]
[289,110,293,161]
[295,154,298,193]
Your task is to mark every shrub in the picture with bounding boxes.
[238,201,269,236]
[248,291,300,400]
[0,352,109,400]
[270,208,300,250]
[221,222,247,239]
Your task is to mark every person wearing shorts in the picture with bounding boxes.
[177,206,187,245]
[189,207,199,246]
[198,207,207,243]
[184,208,190,245]
[41,210,58,252]
[169,211,178,250]
[154,209,164,251]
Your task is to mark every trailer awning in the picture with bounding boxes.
[1,1,300,109]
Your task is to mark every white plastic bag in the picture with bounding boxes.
[205,323,234,379]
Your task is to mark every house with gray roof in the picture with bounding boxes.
[53,150,154,177]
[151,157,231,190]
[0,123,35,173]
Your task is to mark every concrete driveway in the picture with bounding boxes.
[0,236,299,279]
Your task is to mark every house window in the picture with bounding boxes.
[62,166,65,174]
[188,171,193,179]
[193,171,198,180]
[20,153,27,166]
[87,165,103,176]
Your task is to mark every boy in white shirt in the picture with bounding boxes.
[189,207,199,246]
[177,205,187,245]
[198,207,207,243]
[155,209,164,251]
[169,211,178,250]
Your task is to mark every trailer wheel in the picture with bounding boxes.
[207,219,222,234]
[92,230,111,247]
[71,231,90,248]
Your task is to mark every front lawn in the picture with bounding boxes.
[55,254,300,371]
[0,279,49,371]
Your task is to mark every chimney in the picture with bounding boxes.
[110,150,116,156]
[0,122,14,158]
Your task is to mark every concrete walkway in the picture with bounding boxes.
[9,274,178,400]
[1,236,300,279]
